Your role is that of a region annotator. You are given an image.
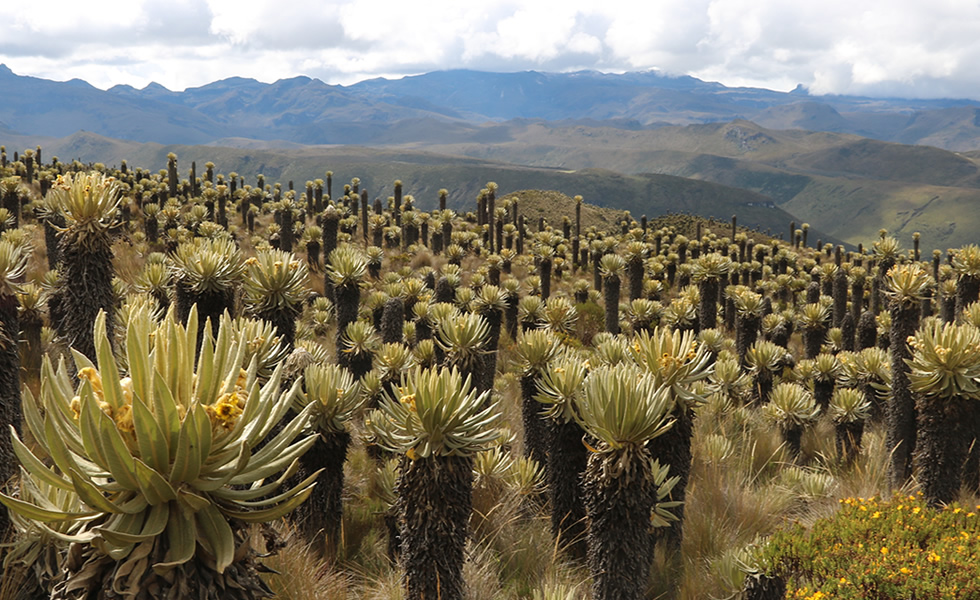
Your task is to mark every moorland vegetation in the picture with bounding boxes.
[0,147,977,599]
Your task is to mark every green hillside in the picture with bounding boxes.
[1,131,831,244]
[411,120,980,249]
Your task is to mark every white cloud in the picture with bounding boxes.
[2,0,980,99]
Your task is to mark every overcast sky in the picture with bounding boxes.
[3,0,980,99]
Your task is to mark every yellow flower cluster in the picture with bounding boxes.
[205,369,249,430]
[207,392,244,430]
[399,393,418,412]
[70,368,137,434]
[790,587,827,600]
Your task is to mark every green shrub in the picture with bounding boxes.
[765,492,980,599]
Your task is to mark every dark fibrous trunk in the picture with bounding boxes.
[380,298,405,344]
[296,431,351,556]
[58,233,115,362]
[628,258,644,301]
[835,421,865,465]
[584,446,656,600]
[521,374,550,472]
[699,279,719,331]
[258,306,299,351]
[857,311,877,350]
[175,283,235,351]
[548,419,588,559]
[803,325,825,359]
[915,396,970,507]
[0,294,21,540]
[399,455,472,600]
[645,406,692,549]
[887,301,919,489]
[743,575,786,600]
[603,275,620,334]
[813,379,834,413]
[736,313,760,368]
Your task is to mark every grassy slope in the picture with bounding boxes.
[417,120,980,249]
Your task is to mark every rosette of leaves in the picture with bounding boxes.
[365,366,500,600]
[46,172,122,362]
[133,260,172,312]
[540,295,578,338]
[797,302,830,359]
[628,327,712,547]
[572,363,678,600]
[731,288,764,366]
[762,382,819,458]
[18,281,46,384]
[663,295,698,332]
[170,236,245,344]
[697,328,726,362]
[327,244,367,367]
[228,316,289,383]
[534,355,590,557]
[291,363,364,553]
[623,241,648,301]
[953,244,980,314]
[435,311,488,383]
[471,284,507,393]
[375,342,417,402]
[518,295,545,332]
[339,320,379,380]
[838,347,891,422]
[628,327,713,399]
[908,320,980,505]
[810,353,841,412]
[625,298,662,334]
[0,306,318,599]
[709,356,752,405]
[691,252,732,331]
[242,248,309,349]
[3,466,87,598]
[829,387,871,464]
[746,340,787,405]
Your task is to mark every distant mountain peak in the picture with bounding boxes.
[143,82,172,92]
[0,64,13,77]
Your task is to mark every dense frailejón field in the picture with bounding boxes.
[1,147,980,600]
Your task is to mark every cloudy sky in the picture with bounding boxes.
[2,0,980,99]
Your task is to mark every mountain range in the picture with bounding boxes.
[5,64,980,149]
[3,65,980,250]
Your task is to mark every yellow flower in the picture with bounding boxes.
[208,392,244,430]
[927,552,941,563]
[399,394,417,412]
[78,367,104,398]
[880,546,888,555]
[871,511,881,519]
[900,567,911,575]
[115,403,135,433]
[69,396,82,420]
[406,447,418,461]
[119,377,134,406]
[236,368,248,390]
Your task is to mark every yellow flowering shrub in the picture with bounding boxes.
[766,492,980,599]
